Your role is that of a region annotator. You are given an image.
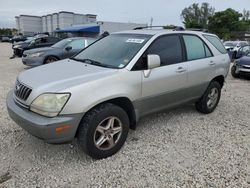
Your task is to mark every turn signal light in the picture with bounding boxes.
[55,125,70,132]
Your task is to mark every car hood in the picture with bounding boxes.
[18,59,119,92]
[24,47,57,54]
[237,56,250,65]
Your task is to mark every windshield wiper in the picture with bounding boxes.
[70,58,117,69]
[69,57,86,63]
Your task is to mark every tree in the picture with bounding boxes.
[181,2,215,29]
[208,8,242,39]
[0,28,17,36]
[163,25,177,29]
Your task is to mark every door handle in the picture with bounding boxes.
[176,67,187,73]
[209,61,215,65]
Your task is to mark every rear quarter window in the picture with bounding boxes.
[203,34,227,54]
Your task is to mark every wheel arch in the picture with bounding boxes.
[75,97,137,138]
[43,55,60,64]
[211,75,225,88]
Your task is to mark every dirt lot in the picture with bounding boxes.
[0,42,249,187]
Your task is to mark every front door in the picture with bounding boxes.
[137,34,188,116]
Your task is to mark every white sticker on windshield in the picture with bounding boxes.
[126,39,145,44]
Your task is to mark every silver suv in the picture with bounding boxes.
[7,29,230,159]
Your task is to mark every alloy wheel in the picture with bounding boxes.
[207,88,219,109]
[94,117,123,150]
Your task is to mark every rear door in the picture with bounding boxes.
[136,34,188,116]
[182,34,215,99]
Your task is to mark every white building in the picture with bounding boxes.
[15,15,42,36]
[15,11,97,36]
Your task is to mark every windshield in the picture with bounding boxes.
[52,39,72,48]
[74,34,152,69]
[24,37,34,43]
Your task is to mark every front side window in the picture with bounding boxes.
[147,35,183,66]
[69,39,85,49]
[183,35,212,61]
[74,34,151,69]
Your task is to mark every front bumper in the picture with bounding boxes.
[236,64,250,73]
[22,56,44,66]
[6,91,83,144]
[13,48,23,57]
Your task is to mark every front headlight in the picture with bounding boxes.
[30,93,70,117]
[28,52,44,58]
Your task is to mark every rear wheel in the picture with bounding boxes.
[44,56,58,64]
[195,81,221,114]
[77,103,129,159]
[231,65,240,78]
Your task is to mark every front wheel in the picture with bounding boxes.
[231,65,240,78]
[44,56,58,64]
[195,81,221,114]
[77,103,129,159]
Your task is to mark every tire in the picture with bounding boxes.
[77,103,129,159]
[195,81,221,114]
[44,56,59,64]
[231,65,240,78]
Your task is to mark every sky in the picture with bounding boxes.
[0,0,250,28]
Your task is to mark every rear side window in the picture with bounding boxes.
[147,35,183,66]
[203,34,227,54]
[183,35,212,61]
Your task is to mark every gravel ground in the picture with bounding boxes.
[0,42,249,187]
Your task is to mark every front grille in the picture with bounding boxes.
[14,80,32,101]
[22,54,27,58]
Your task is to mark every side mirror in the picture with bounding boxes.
[65,46,72,51]
[147,54,160,69]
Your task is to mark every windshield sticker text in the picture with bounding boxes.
[126,39,145,44]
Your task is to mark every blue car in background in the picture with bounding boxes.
[22,37,96,66]
[231,52,250,78]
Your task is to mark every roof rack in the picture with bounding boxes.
[186,28,208,32]
[133,26,185,31]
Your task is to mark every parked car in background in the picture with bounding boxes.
[12,36,61,57]
[22,37,96,66]
[224,41,249,59]
[1,36,11,42]
[235,45,250,59]
[231,53,250,78]
[10,35,27,43]
[7,29,230,159]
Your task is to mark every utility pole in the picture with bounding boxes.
[150,17,153,27]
